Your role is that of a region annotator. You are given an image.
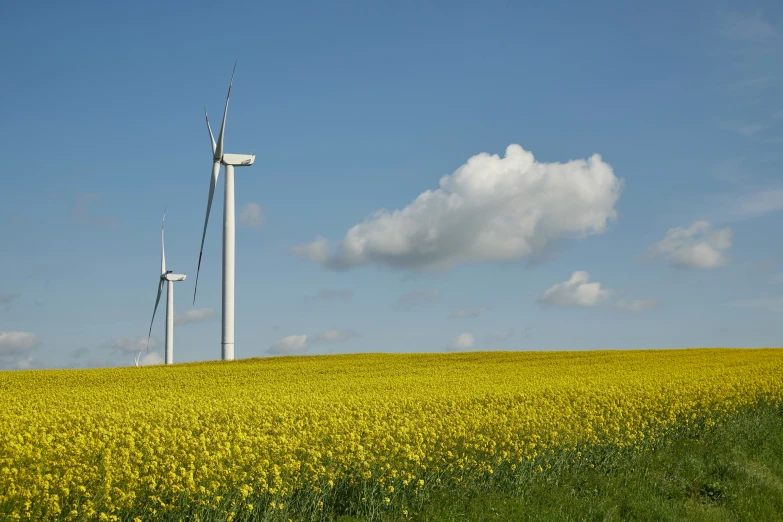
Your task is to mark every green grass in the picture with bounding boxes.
[336,403,783,522]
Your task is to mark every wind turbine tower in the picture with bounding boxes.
[141,210,186,366]
[193,62,255,361]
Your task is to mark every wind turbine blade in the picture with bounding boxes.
[161,209,166,275]
[205,108,216,156]
[193,160,221,304]
[146,279,164,353]
[214,61,236,160]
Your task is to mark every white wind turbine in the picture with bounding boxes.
[192,62,255,361]
[138,210,186,366]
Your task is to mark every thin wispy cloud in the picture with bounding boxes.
[397,289,440,310]
[294,144,622,271]
[613,299,660,312]
[485,330,514,343]
[449,307,487,319]
[0,293,20,312]
[719,11,778,42]
[317,289,353,301]
[70,347,91,359]
[0,293,19,305]
[13,357,44,370]
[678,182,783,226]
[722,122,764,136]
[313,329,356,343]
[726,296,783,313]
[174,308,217,325]
[726,76,775,92]
[713,11,781,147]
[102,336,157,355]
[725,188,783,221]
[72,193,116,227]
[238,202,265,228]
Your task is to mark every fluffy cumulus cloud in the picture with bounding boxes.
[613,298,660,312]
[138,352,164,366]
[174,308,217,325]
[538,271,613,307]
[294,144,623,271]
[448,333,476,351]
[0,331,40,356]
[239,202,265,228]
[397,289,440,310]
[646,221,732,269]
[449,307,487,318]
[268,335,309,355]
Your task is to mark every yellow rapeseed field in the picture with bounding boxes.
[1,349,782,521]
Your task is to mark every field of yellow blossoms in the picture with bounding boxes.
[1,348,782,521]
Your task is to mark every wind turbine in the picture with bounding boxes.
[193,62,255,361]
[139,210,186,366]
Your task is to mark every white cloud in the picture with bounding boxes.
[314,329,355,342]
[72,193,116,227]
[613,298,660,312]
[14,357,44,370]
[294,144,622,271]
[0,331,40,356]
[239,202,265,228]
[449,307,487,318]
[318,289,353,301]
[293,237,330,264]
[83,357,113,369]
[727,297,783,313]
[102,336,157,354]
[485,329,514,343]
[726,188,783,221]
[397,289,440,310]
[720,12,778,42]
[138,352,164,366]
[678,185,783,227]
[645,221,732,269]
[268,334,309,355]
[448,333,476,351]
[174,308,217,325]
[538,271,613,307]
[722,122,764,136]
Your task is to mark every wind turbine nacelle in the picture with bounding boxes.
[222,153,255,167]
[164,273,187,282]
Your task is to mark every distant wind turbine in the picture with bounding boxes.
[192,62,255,361]
[138,210,186,366]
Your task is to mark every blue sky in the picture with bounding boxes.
[1,1,782,369]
